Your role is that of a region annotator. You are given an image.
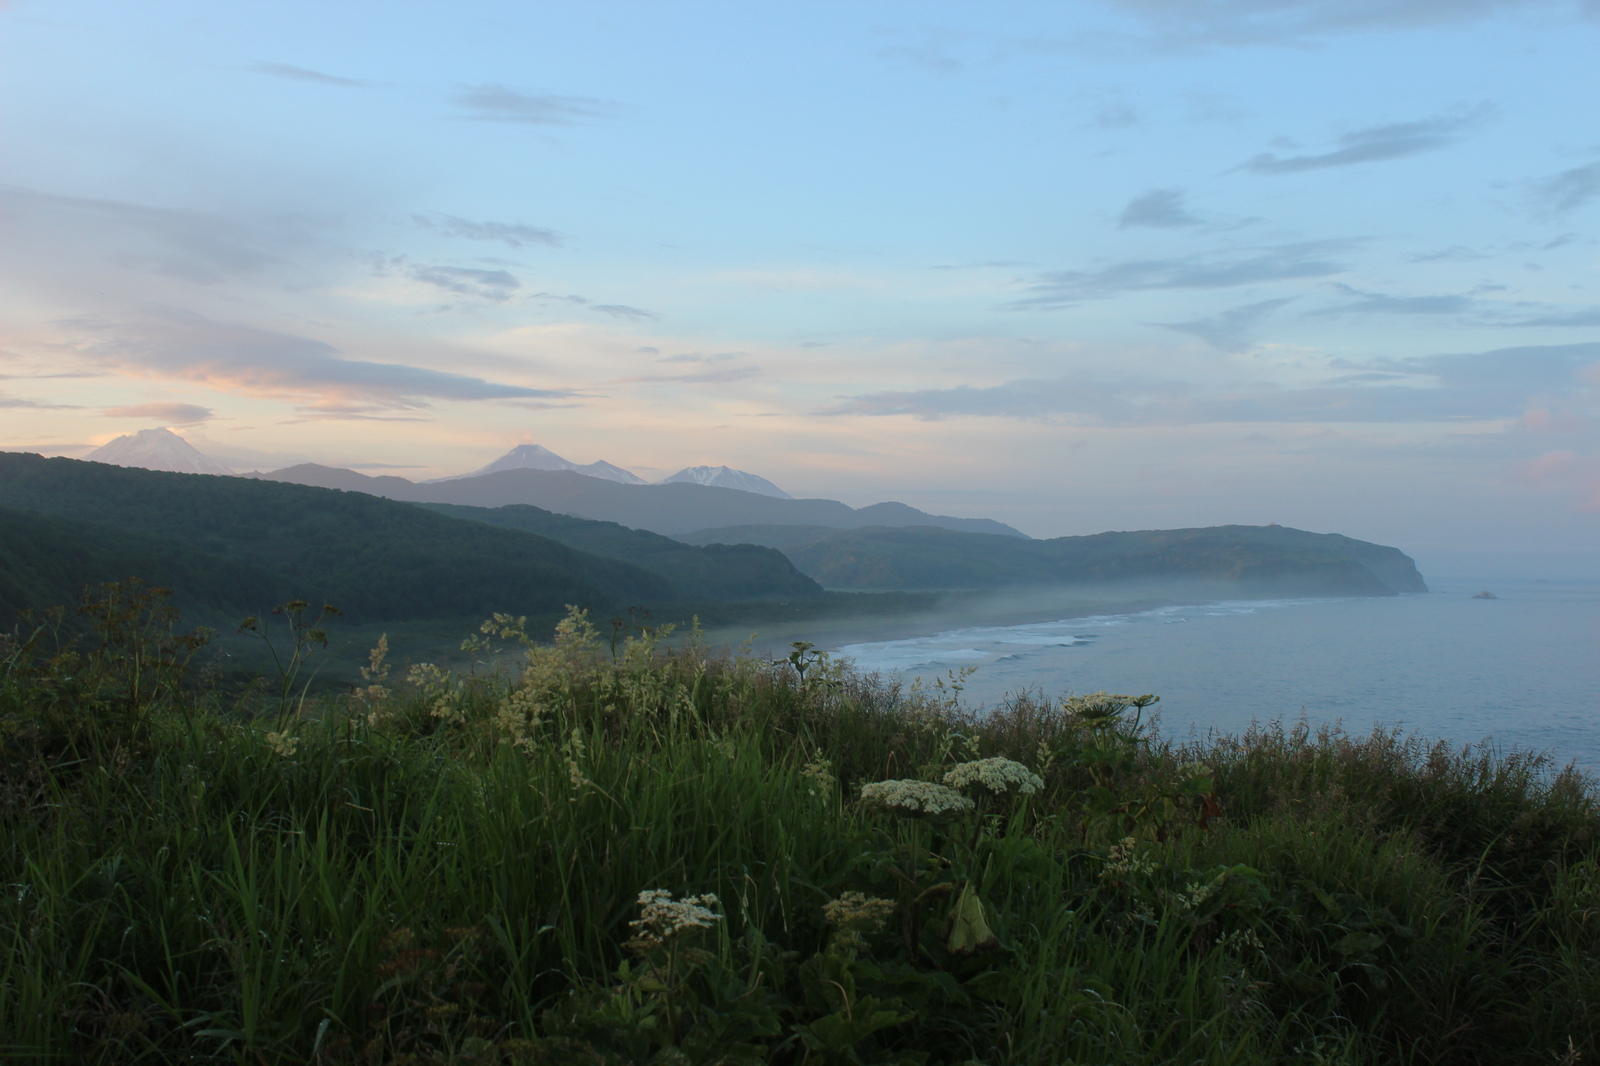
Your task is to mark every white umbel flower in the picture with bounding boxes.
[859,779,976,817]
[943,757,1044,796]
[624,889,723,954]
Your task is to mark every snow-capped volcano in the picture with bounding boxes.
[85,427,234,475]
[659,465,792,499]
[438,444,647,485]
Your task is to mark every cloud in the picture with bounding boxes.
[614,365,759,386]
[1518,448,1600,511]
[1011,241,1351,309]
[1506,308,1600,327]
[590,304,658,320]
[1118,188,1202,228]
[413,213,561,248]
[1534,162,1600,214]
[0,394,79,410]
[1095,0,1583,46]
[1313,283,1477,316]
[0,186,281,285]
[71,309,566,412]
[250,62,369,87]
[452,84,612,125]
[1151,297,1293,351]
[823,341,1600,425]
[104,402,213,424]
[1241,109,1485,173]
[408,265,521,302]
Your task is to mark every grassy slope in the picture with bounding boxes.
[1,615,1594,1064]
[0,454,675,624]
[413,501,823,601]
[691,522,1427,595]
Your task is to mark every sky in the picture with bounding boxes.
[2,0,1599,577]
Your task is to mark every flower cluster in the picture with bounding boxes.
[263,730,299,758]
[800,756,836,797]
[1100,836,1158,881]
[405,662,464,725]
[859,779,975,818]
[624,889,723,954]
[822,892,897,933]
[943,757,1044,797]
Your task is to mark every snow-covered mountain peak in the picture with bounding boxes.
[85,427,234,476]
[436,444,647,485]
[659,465,792,499]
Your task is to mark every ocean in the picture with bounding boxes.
[835,579,1600,771]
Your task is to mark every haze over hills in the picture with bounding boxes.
[0,453,760,627]
[679,523,1428,597]
[255,463,1030,538]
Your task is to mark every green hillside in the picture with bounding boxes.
[687,523,1428,595]
[0,454,675,624]
[413,502,822,600]
[0,506,285,629]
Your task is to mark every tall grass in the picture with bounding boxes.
[1,585,1596,1064]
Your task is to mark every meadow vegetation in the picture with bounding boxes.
[2,581,1597,1064]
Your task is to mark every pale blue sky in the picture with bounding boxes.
[2,1,1598,575]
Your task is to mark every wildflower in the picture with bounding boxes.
[859,779,975,818]
[943,757,1044,797]
[564,728,592,800]
[800,756,836,797]
[358,634,390,700]
[822,892,897,933]
[624,889,722,954]
[264,730,299,757]
[1100,836,1158,880]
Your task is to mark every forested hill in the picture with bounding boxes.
[413,502,820,601]
[682,523,1429,595]
[0,454,680,625]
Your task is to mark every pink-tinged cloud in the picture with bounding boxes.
[68,308,568,414]
[105,402,213,424]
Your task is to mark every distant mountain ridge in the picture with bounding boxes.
[254,464,1030,539]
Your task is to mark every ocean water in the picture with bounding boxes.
[835,580,1600,770]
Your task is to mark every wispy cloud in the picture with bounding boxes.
[1118,188,1202,228]
[613,365,759,386]
[823,342,1600,425]
[1242,109,1486,174]
[1094,0,1582,47]
[413,213,561,248]
[1533,161,1600,214]
[1010,241,1351,309]
[591,304,658,320]
[104,402,212,424]
[1313,283,1477,316]
[71,309,565,413]
[1506,308,1600,327]
[0,186,281,285]
[408,265,521,302]
[0,394,80,410]
[1151,297,1293,351]
[452,84,612,125]
[249,62,369,88]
